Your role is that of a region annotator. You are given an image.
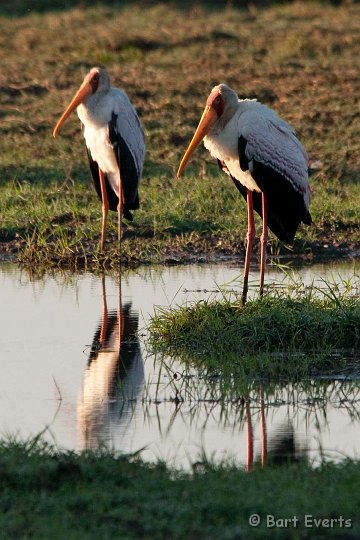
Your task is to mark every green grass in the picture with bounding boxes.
[150,295,360,355]
[0,1,359,268]
[149,276,360,379]
[0,438,359,539]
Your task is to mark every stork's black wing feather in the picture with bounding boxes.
[109,112,140,221]
[235,136,311,243]
[238,135,249,172]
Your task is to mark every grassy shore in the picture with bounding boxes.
[0,439,359,539]
[0,1,359,268]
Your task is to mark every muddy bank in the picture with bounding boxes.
[0,233,358,270]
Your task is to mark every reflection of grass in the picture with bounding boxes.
[1,438,360,539]
[149,277,360,378]
[0,2,359,267]
[153,353,360,410]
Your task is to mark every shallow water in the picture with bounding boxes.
[0,260,359,469]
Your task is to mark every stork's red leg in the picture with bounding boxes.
[117,270,122,345]
[98,167,109,250]
[117,171,124,255]
[117,199,123,252]
[259,192,268,297]
[99,274,108,343]
[245,399,253,472]
[242,189,255,305]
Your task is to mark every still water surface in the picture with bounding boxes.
[0,260,358,469]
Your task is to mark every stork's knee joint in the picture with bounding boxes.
[260,231,268,244]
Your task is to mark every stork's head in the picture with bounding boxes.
[53,67,110,138]
[177,84,239,178]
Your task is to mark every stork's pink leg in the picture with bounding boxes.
[117,271,123,345]
[245,399,253,472]
[117,172,123,255]
[242,189,255,305]
[117,199,122,253]
[99,167,109,250]
[259,192,268,297]
[99,274,108,343]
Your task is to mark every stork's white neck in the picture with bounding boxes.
[77,89,112,127]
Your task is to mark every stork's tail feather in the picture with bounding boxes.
[303,210,312,226]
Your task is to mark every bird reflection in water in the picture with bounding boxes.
[245,391,267,471]
[265,423,308,466]
[245,388,308,471]
[78,274,144,450]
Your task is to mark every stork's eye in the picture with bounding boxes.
[211,93,224,118]
[89,72,100,93]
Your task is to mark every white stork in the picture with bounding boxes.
[53,67,145,250]
[177,84,311,304]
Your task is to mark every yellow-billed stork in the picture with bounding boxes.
[177,84,311,304]
[53,67,145,250]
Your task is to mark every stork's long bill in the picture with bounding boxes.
[53,72,96,138]
[177,105,217,178]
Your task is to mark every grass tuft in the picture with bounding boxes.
[149,278,360,379]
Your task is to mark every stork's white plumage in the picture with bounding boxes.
[177,84,311,304]
[53,67,145,250]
